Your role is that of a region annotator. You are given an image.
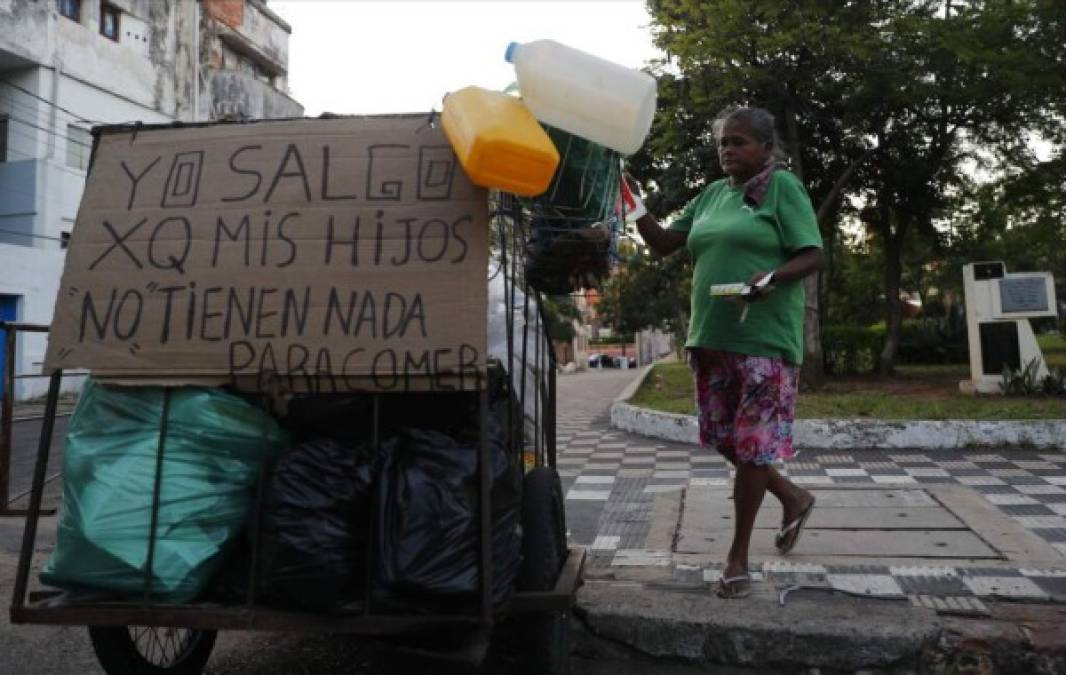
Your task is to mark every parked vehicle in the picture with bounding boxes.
[587,353,614,368]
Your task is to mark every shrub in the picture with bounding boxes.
[896,317,968,365]
[1001,358,1044,396]
[1041,366,1066,396]
[823,325,882,374]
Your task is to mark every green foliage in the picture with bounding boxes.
[598,251,691,338]
[1001,358,1044,397]
[895,317,969,365]
[540,295,581,343]
[823,316,967,374]
[823,325,882,375]
[638,0,1066,373]
[1037,333,1066,369]
[1000,358,1066,398]
[1041,367,1066,396]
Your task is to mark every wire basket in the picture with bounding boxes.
[516,126,622,294]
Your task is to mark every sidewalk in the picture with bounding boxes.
[557,368,1066,672]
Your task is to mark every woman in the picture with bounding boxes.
[631,107,822,598]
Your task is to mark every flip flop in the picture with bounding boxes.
[714,574,751,599]
[775,496,816,555]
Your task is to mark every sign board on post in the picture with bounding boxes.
[44,116,489,392]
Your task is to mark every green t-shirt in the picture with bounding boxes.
[669,171,822,364]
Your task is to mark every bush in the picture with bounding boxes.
[895,317,968,365]
[823,315,969,373]
[1041,366,1066,396]
[823,325,882,374]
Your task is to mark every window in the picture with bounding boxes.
[100,2,119,41]
[57,0,80,21]
[66,124,92,171]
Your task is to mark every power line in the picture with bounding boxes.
[0,80,100,125]
[5,124,93,166]
[4,111,92,149]
[0,89,86,126]
[0,93,58,127]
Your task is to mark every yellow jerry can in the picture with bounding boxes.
[441,86,560,197]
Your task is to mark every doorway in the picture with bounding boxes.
[0,295,18,398]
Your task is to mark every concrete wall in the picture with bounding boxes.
[202,0,301,120]
[0,245,80,399]
[637,328,674,366]
[0,0,196,119]
[208,69,301,120]
[0,0,53,65]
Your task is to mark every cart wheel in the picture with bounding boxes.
[88,625,217,675]
[516,467,569,675]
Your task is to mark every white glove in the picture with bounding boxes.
[619,177,647,223]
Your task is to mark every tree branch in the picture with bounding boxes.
[815,146,876,225]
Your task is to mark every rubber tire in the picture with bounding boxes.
[88,626,217,675]
[516,467,569,675]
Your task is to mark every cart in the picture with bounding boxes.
[8,117,587,674]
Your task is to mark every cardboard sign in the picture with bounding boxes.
[44,116,489,392]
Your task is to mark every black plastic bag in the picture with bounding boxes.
[375,411,521,607]
[259,436,374,611]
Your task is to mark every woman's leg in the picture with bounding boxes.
[722,456,813,528]
[722,355,811,579]
[723,462,769,580]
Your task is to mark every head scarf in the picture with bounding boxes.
[742,160,787,208]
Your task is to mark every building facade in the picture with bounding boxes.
[0,0,301,399]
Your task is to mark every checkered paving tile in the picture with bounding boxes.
[552,394,1066,603]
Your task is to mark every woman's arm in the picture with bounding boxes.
[770,246,824,283]
[634,212,688,257]
[624,174,688,257]
[747,245,824,292]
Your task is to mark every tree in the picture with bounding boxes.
[540,294,581,343]
[638,0,1066,374]
[598,251,691,351]
[853,0,1065,372]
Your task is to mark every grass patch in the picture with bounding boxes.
[630,361,1066,420]
[1037,332,1066,368]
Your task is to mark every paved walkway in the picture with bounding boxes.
[556,368,1066,610]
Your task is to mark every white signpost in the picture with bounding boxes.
[960,262,1057,394]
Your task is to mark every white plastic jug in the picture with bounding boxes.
[505,39,657,156]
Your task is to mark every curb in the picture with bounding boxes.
[610,363,1066,451]
[572,581,1066,673]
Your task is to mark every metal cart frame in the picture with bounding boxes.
[8,186,586,670]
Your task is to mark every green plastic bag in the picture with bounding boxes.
[41,379,287,602]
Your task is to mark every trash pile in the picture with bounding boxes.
[443,39,657,294]
[44,376,522,612]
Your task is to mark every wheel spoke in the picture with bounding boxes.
[150,627,167,664]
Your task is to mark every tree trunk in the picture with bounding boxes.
[802,272,824,386]
[780,98,823,386]
[879,222,905,375]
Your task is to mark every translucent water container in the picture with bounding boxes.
[505,40,657,156]
[441,86,560,197]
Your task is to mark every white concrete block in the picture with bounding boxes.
[962,576,1048,599]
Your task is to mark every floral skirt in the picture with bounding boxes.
[690,348,799,466]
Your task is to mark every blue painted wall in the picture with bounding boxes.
[0,295,17,398]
